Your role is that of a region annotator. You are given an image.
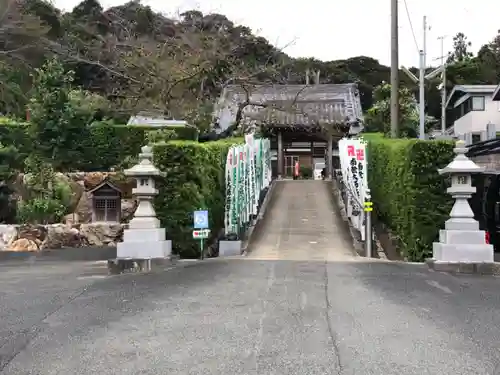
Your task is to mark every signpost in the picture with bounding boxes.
[339,137,372,257]
[193,210,209,260]
[364,190,373,258]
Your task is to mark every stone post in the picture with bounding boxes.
[428,140,494,273]
[116,145,171,261]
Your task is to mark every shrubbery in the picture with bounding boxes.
[300,166,313,179]
[0,121,201,173]
[17,155,73,224]
[0,120,147,171]
[367,136,455,261]
[153,139,242,258]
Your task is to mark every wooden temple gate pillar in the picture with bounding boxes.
[277,130,283,179]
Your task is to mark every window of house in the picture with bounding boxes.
[472,96,485,111]
[471,133,481,144]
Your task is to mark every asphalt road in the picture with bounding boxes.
[1,181,500,375]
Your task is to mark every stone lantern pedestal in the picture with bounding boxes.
[116,145,171,263]
[428,140,494,273]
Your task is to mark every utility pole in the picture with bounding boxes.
[390,0,399,138]
[423,16,427,72]
[402,62,443,140]
[437,35,447,133]
[419,49,425,140]
[418,16,427,140]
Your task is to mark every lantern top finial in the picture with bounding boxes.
[454,140,467,156]
[438,139,484,175]
[124,145,160,177]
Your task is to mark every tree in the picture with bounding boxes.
[0,141,20,222]
[364,83,436,138]
[17,153,72,224]
[0,0,50,116]
[447,32,473,63]
[27,57,93,170]
[5,0,500,134]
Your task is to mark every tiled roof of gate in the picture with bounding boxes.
[213,83,363,134]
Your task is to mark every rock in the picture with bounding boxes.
[0,223,126,251]
[79,223,124,246]
[41,224,85,249]
[8,238,38,251]
[121,199,137,222]
[74,192,93,223]
[84,172,107,189]
[54,173,84,213]
[0,224,18,250]
[18,224,47,243]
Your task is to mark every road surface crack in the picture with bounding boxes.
[323,260,344,375]
[0,285,91,373]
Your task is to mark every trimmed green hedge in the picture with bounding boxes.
[153,138,242,258]
[0,120,198,172]
[368,137,455,261]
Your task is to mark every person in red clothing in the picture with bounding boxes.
[294,160,300,180]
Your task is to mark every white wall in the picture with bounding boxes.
[454,96,500,135]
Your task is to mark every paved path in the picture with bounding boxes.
[2,181,500,374]
[248,180,356,261]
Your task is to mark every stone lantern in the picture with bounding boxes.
[116,145,171,261]
[429,140,493,273]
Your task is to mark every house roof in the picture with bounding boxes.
[445,85,497,108]
[213,83,364,134]
[127,111,189,127]
[492,84,500,101]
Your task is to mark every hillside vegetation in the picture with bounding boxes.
[2,1,500,129]
[0,0,405,125]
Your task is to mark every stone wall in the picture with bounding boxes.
[0,223,125,251]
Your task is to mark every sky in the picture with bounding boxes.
[53,0,500,69]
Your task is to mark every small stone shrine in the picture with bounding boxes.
[87,180,122,222]
[116,145,171,260]
[429,140,494,273]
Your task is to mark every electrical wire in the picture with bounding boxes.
[402,0,420,53]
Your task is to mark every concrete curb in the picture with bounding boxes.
[258,182,276,221]
[241,180,277,255]
[106,256,240,276]
[426,259,500,275]
[0,246,117,263]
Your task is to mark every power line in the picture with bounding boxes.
[402,0,419,53]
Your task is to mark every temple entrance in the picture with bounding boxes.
[284,155,299,177]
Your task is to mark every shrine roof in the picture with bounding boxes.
[87,179,123,194]
[214,83,364,135]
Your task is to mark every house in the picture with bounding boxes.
[466,138,500,252]
[213,81,363,178]
[445,85,500,139]
[127,111,189,127]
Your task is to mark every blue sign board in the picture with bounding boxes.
[193,210,209,229]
